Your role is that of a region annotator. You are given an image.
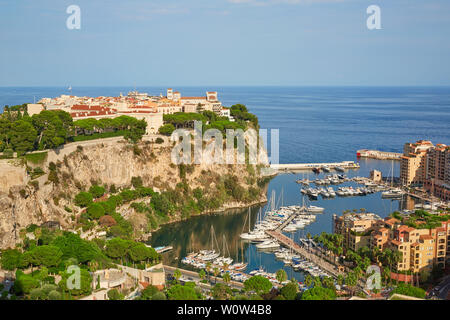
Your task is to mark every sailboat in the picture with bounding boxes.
[382,160,404,198]
[231,240,248,271]
[198,226,220,261]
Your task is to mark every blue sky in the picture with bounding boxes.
[1,0,450,86]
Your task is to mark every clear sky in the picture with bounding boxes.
[1,0,450,86]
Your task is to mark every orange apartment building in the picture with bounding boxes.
[334,212,450,274]
[400,140,434,186]
[424,144,450,201]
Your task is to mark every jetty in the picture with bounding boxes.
[270,161,360,172]
[265,230,344,278]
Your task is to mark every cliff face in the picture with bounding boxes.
[0,137,269,249]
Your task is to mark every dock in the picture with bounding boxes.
[265,230,344,278]
[276,207,305,232]
[270,161,360,172]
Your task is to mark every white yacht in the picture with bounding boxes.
[382,188,404,198]
[256,240,280,250]
[307,205,324,213]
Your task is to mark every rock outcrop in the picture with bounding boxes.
[0,137,270,249]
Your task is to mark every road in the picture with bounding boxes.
[429,275,450,300]
[164,265,244,291]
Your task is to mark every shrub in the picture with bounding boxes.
[89,185,105,199]
[155,137,164,144]
[131,176,143,188]
[158,124,175,136]
[391,283,426,299]
[74,191,93,207]
[99,215,117,227]
[87,203,105,219]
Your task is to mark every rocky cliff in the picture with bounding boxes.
[0,137,270,249]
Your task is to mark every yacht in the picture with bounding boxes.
[198,250,220,261]
[327,187,336,197]
[321,166,330,172]
[240,231,268,241]
[256,240,280,250]
[382,188,404,198]
[307,205,324,213]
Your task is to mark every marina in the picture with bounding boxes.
[149,158,419,284]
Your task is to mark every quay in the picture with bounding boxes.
[270,161,359,172]
[356,149,402,160]
[265,230,344,278]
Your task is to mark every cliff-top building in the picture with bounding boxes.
[32,88,233,135]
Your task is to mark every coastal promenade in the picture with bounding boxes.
[266,230,344,278]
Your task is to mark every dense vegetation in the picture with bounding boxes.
[0,225,160,300]
[159,105,258,136]
[390,283,426,299]
[0,106,147,156]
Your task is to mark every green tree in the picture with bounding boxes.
[198,269,206,282]
[31,245,63,267]
[128,242,151,263]
[0,249,22,270]
[105,238,132,263]
[212,282,232,300]
[89,185,105,199]
[301,286,336,300]
[87,203,105,219]
[222,272,231,285]
[158,123,175,136]
[107,288,124,300]
[32,110,68,150]
[304,275,313,288]
[140,285,158,300]
[167,284,199,300]
[9,120,37,154]
[276,269,287,284]
[74,191,93,207]
[243,275,272,295]
[280,282,298,300]
[59,268,92,297]
[173,269,182,282]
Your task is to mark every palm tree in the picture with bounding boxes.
[223,272,231,286]
[213,267,220,284]
[337,274,344,287]
[173,269,182,283]
[304,275,313,288]
[276,269,287,284]
[313,276,322,288]
[345,272,358,296]
[198,269,206,282]
[206,262,212,282]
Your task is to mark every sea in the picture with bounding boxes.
[1,86,450,281]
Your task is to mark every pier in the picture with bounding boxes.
[275,207,305,232]
[270,161,360,172]
[265,230,344,278]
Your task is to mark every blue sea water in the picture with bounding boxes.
[2,86,450,280]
